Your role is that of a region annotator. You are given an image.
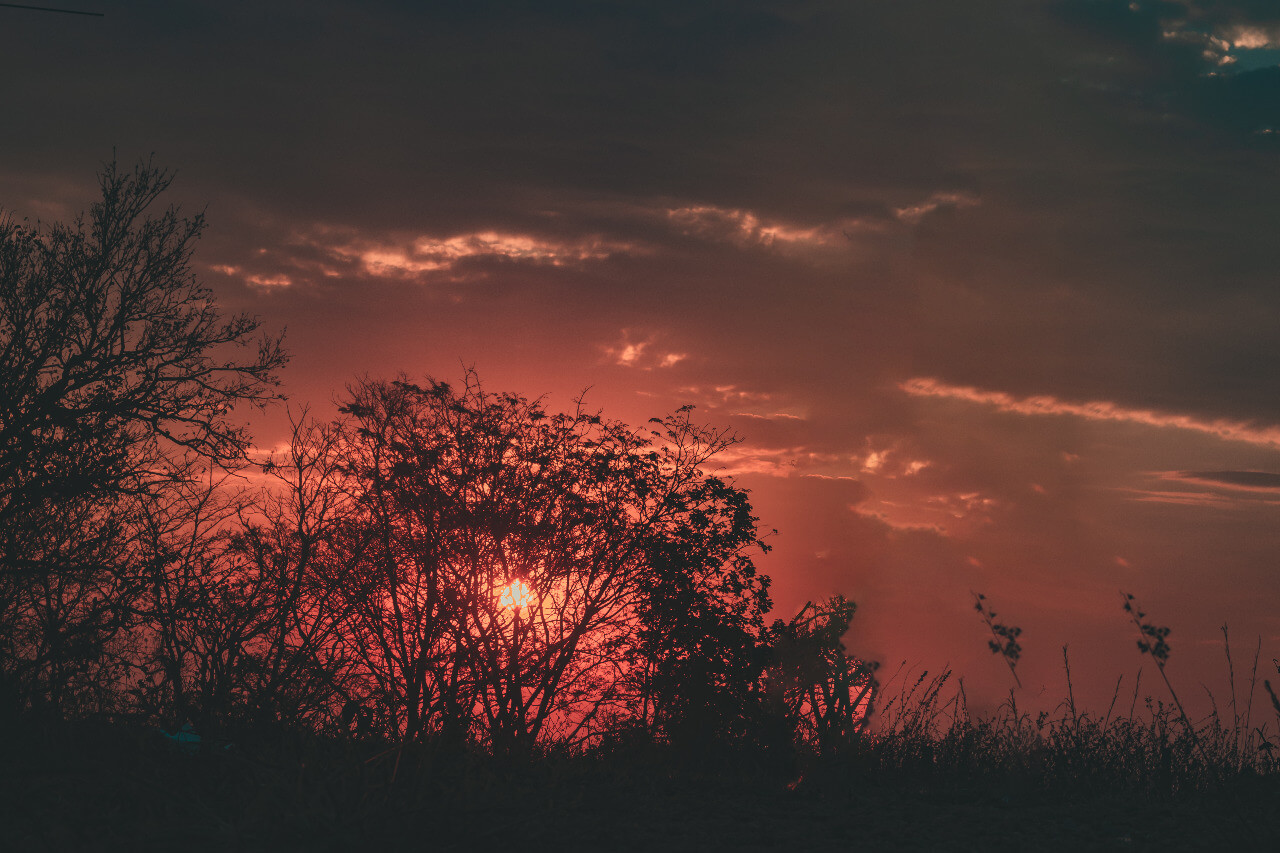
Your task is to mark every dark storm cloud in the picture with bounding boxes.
[3,0,986,225]
[1160,0,1280,28]
[1056,0,1280,126]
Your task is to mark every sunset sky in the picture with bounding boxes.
[5,0,1280,712]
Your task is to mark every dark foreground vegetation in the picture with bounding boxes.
[4,689,1279,852]
[3,162,1278,850]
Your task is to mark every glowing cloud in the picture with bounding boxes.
[1158,15,1280,72]
[601,332,687,370]
[612,340,647,366]
[1225,26,1275,49]
[665,204,870,251]
[245,273,293,288]
[893,191,980,225]
[901,377,1280,450]
[344,230,633,277]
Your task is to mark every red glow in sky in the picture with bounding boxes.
[5,0,1280,716]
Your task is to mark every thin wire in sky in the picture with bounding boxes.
[0,2,103,16]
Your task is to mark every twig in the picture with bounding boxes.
[1104,673,1123,727]
[972,591,1022,688]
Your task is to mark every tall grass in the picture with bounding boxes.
[853,660,1279,797]
[826,593,1280,800]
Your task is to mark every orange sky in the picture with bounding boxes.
[5,0,1280,716]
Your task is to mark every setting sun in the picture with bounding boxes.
[497,579,534,614]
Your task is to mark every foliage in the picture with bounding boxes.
[973,591,1022,688]
[1122,592,1171,667]
[0,160,286,716]
[317,374,773,752]
[631,444,773,750]
[763,595,877,754]
[0,159,285,515]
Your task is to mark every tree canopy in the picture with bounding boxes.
[0,160,286,716]
[319,374,774,751]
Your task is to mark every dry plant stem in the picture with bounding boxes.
[1063,645,1078,728]
[1152,660,1203,761]
[1122,593,1212,769]
[1104,673,1122,727]
[1243,637,1261,748]
[1223,625,1238,741]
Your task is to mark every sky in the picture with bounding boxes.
[4,0,1280,714]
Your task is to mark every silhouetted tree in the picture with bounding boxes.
[0,159,287,715]
[764,595,877,753]
[223,413,364,733]
[128,423,358,735]
[323,374,772,753]
[632,473,772,751]
[126,466,245,729]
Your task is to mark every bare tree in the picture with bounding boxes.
[0,159,287,715]
[224,413,363,733]
[127,465,245,727]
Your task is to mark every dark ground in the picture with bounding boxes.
[2,721,1275,852]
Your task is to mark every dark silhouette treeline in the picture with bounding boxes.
[0,161,875,758]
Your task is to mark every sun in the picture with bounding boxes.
[497,579,534,614]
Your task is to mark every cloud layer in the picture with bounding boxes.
[4,0,1280,712]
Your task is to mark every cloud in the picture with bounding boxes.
[676,384,776,408]
[338,230,637,278]
[731,412,806,422]
[901,377,1280,449]
[1158,16,1280,71]
[601,331,687,370]
[852,489,997,536]
[200,223,640,289]
[706,443,865,478]
[927,491,999,519]
[611,340,647,366]
[1122,470,1280,508]
[892,191,981,225]
[1169,470,1280,490]
[245,273,293,288]
[853,506,949,535]
[1119,488,1255,507]
[665,195,975,253]
[665,204,874,252]
[1223,24,1280,50]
